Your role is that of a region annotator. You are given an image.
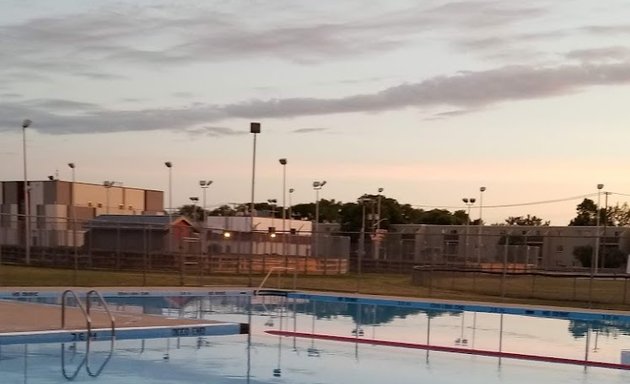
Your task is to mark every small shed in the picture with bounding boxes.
[84,215,195,253]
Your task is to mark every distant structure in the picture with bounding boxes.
[0,179,163,247]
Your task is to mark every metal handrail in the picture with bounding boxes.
[61,289,91,331]
[256,267,297,295]
[86,290,116,338]
[85,290,116,377]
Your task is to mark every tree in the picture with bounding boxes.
[178,204,205,222]
[504,214,550,226]
[569,198,600,226]
[608,202,630,226]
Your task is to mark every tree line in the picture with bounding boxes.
[178,196,630,231]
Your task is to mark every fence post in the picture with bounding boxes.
[501,236,509,299]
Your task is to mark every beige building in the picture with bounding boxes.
[0,180,163,247]
[386,224,630,269]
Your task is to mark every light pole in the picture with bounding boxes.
[22,119,32,265]
[279,158,287,257]
[288,188,295,221]
[103,181,115,214]
[462,197,476,265]
[312,181,327,258]
[165,161,173,253]
[375,188,384,260]
[68,162,77,283]
[594,183,604,274]
[189,197,199,220]
[357,197,372,292]
[477,186,486,264]
[249,122,261,287]
[199,180,212,224]
[199,180,212,256]
[268,198,277,254]
[288,188,295,258]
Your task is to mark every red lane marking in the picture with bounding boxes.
[266,330,630,371]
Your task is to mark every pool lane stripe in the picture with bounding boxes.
[266,330,630,371]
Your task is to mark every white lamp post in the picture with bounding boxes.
[22,119,32,264]
[279,158,287,256]
[199,180,213,224]
[375,187,384,260]
[164,161,173,253]
[312,180,327,258]
[594,183,604,274]
[462,197,476,265]
[477,186,486,264]
[249,122,261,287]
[199,180,212,256]
[103,180,115,214]
[68,162,77,281]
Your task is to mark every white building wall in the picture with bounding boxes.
[205,216,312,235]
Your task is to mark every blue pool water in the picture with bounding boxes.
[1,290,629,383]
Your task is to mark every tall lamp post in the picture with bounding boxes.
[164,161,173,253]
[279,158,287,257]
[199,180,212,256]
[477,186,486,264]
[357,196,372,292]
[22,119,32,265]
[68,162,77,283]
[594,183,604,274]
[199,180,213,224]
[189,197,199,220]
[288,188,295,257]
[103,181,115,214]
[312,181,327,258]
[462,197,476,265]
[249,122,261,287]
[375,187,384,260]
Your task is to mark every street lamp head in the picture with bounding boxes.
[267,198,277,204]
[189,196,199,202]
[250,122,261,134]
[470,198,476,204]
[597,183,604,190]
[67,162,75,169]
[289,188,295,193]
[199,180,213,187]
[378,187,384,193]
[462,198,469,203]
[22,119,32,129]
[164,161,172,168]
[279,158,287,165]
[480,186,486,192]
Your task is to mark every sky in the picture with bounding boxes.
[2,0,630,225]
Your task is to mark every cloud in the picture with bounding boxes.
[424,109,477,120]
[0,1,546,76]
[566,46,630,62]
[292,128,329,134]
[3,61,630,135]
[185,126,246,137]
[75,72,126,80]
[222,62,630,118]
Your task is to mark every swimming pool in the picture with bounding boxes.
[1,290,629,383]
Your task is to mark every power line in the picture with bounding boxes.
[411,193,600,210]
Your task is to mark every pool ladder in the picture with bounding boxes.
[60,289,116,380]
